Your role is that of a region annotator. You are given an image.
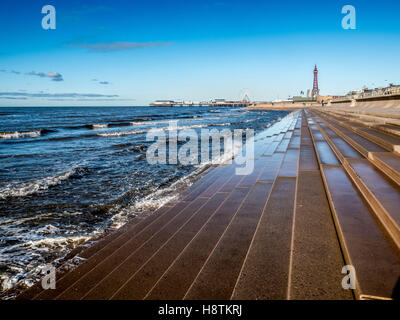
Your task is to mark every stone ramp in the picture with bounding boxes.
[16,108,400,300]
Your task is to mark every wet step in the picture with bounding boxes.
[313,141,340,165]
[55,197,210,300]
[16,215,143,300]
[288,135,300,148]
[299,144,319,171]
[344,158,400,249]
[375,124,400,137]
[369,152,400,186]
[355,127,400,153]
[31,203,188,300]
[322,119,386,157]
[289,171,352,300]
[276,138,291,152]
[318,111,400,153]
[312,116,363,162]
[231,177,297,300]
[145,188,251,300]
[86,192,231,300]
[300,127,313,145]
[321,165,400,299]
[185,182,274,300]
[200,165,237,197]
[257,153,285,182]
[183,167,224,201]
[236,158,270,188]
[279,148,300,177]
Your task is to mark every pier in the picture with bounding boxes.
[17,108,400,300]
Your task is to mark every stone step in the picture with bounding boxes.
[318,116,386,157]
[289,170,353,300]
[310,115,363,162]
[184,182,274,300]
[257,153,285,183]
[319,111,400,153]
[31,177,218,300]
[369,152,400,186]
[17,167,218,300]
[331,112,400,137]
[344,159,400,250]
[356,127,400,154]
[278,148,300,177]
[30,202,189,300]
[84,193,231,300]
[299,144,319,171]
[55,197,210,300]
[231,177,296,299]
[321,165,400,299]
[145,188,251,300]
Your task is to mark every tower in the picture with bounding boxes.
[312,65,319,98]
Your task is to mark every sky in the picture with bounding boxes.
[0,0,399,106]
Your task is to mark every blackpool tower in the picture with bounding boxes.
[312,65,319,98]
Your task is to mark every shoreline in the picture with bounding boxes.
[4,111,294,300]
[7,106,400,300]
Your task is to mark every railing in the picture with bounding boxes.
[332,86,400,103]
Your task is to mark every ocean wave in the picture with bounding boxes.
[0,130,41,139]
[97,122,231,137]
[0,167,88,199]
[0,129,56,140]
[88,124,108,129]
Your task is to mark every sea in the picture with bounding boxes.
[0,106,289,298]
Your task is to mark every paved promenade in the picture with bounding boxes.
[17,109,400,300]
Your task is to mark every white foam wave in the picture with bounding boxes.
[0,130,41,139]
[0,168,79,199]
[97,122,231,137]
[91,124,108,129]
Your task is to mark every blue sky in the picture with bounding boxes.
[0,0,399,106]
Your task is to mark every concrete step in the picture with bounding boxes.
[310,115,363,162]
[231,177,296,299]
[85,192,231,300]
[55,197,210,300]
[356,127,400,154]
[329,112,400,137]
[15,215,145,300]
[145,188,251,300]
[184,182,274,300]
[257,153,285,183]
[319,111,400,153]
[299,144,319,171]
[308,122,340,165]
[289,170,353,300]
[300,127,313,145]
[17,167,218,300]
[369,152,400,186]
[318,117,386,157]
[279,148,300,177]
[344,159,400,250]
[31,202,190,300]
[328,110,400,128]
[321,165,400,299]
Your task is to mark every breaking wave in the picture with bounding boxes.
[0,167,88,199]
[97,122,231,137]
